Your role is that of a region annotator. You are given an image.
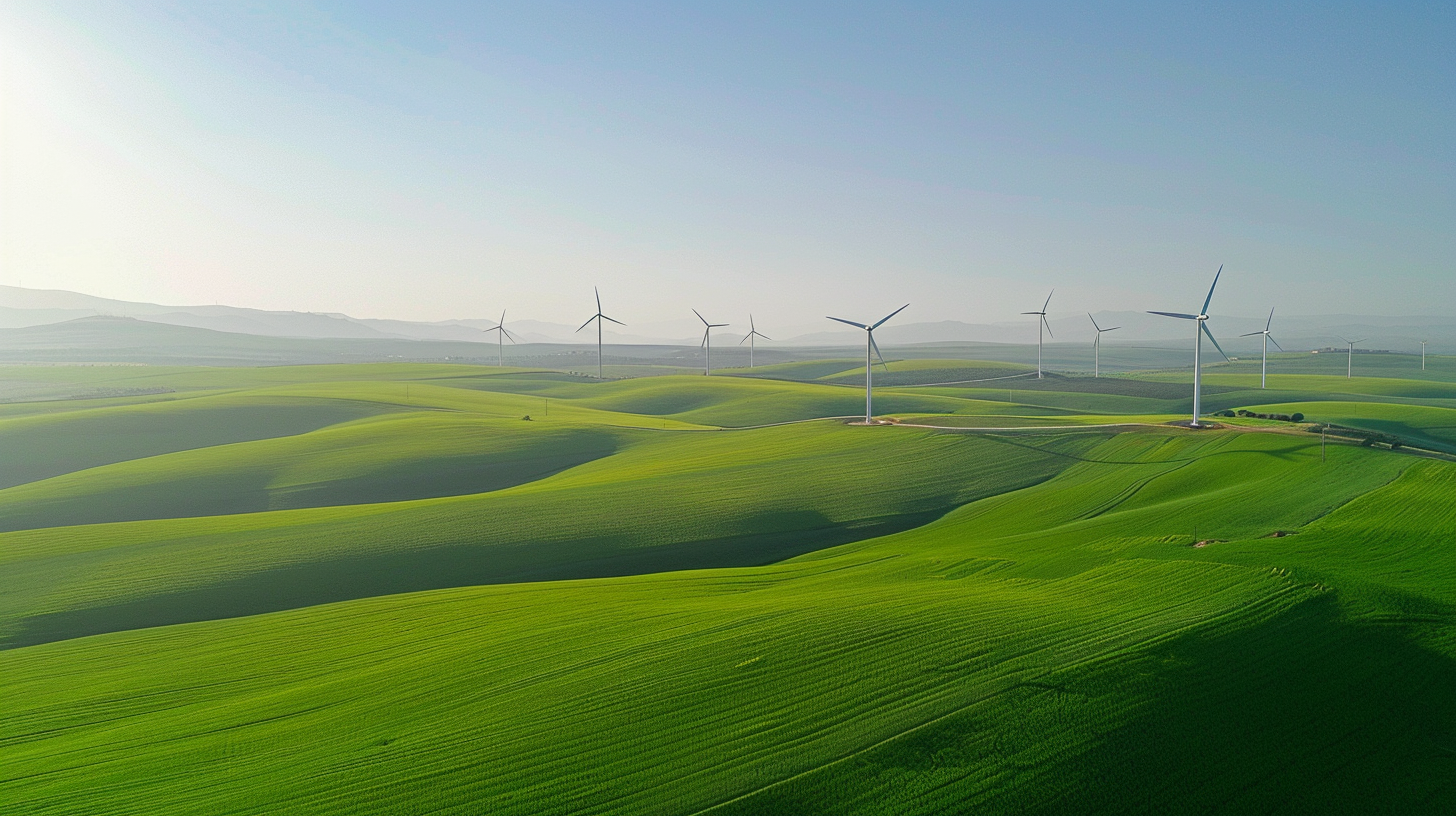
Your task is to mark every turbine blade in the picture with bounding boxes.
[1088,312,1101,332]
[710,323,729,328]
[1239,331,1264,337]
[500,308,507,325]
[739,333,751,345]
[1269,335,1284,352]
[576,315,597,333]
[1042,315,1054,339]
[872,303,910,329]
[1021,311,1046,316]
[1106,326,1121,332]
[1201,264,1222,315]
[693,308,708,326]
[595,287,602,312]
[701,329,708,348]
[1266,306,1274,332]
[827,316,869,329]
[1148,311,1198,320]
[1202,323,1230,362]
[601,314,625,326]
[1042,289,1054,313]
[758,332,773,341]
[869,333,888,370]
[749,314,755,332]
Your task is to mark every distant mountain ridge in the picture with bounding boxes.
[1,285,1451,352]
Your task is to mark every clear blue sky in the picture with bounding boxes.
[1,1,1451,328]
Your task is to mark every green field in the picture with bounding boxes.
[1,361,1452,814]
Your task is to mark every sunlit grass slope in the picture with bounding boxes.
[1208,350,1456,382]
[0,411,622,531]
[817,358,1033,387]
[1241,400,1456,452]
[1162,370,1456,401]
[535,375,987,426]
[2,429,1450,814]
[0,414,1095,647]
[0,394,400,489]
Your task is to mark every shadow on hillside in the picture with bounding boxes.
[6,508,945,650]
[0,436,619,534]
[714,592,1456,815]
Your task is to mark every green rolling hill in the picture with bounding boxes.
[0,361,1451,814]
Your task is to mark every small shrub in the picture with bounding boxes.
[1291,413,1304,422]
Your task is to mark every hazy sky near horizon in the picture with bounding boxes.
[1,1,1451,329]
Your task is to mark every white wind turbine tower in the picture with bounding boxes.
[1087,314,1120,378]
[1421,340,1427,371]
[1339,336,1365,378]
[739,315,771,368]
[693,309,729,375]
[1148,266,1230,427]
[1239,308,1283,389]
[827,304,908,424]
[1022,290,1054,378]
[575,287,624,380]
[482,309,521,367]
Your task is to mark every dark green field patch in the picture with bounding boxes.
[715,594,1456,816]
[8,508,946,649]
[0,396,398,490]
[0,420,620,532]
[0,425,1100,648]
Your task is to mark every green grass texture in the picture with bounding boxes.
[0,362,1451,814]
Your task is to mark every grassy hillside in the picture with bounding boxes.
[816,358,1034,387]
[2,428,1449,814]
[1236,400,1456,453]
[0,362,1451,814]
[0,384,1098,647]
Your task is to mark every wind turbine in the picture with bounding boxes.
[575,287,624,380]
[481,309,521,367]
[693,309,729,375]
[827,304,908,424]
[1022,290,1054,378]
[1148,265,1230,427]
[1339,336,1365,378]
[1239,307,1283,389]
[739,315,771,368]
[1087,314,1120,378]
[1421,340,1427,371]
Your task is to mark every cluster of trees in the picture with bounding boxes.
[1212,409,1410,450]
[1212,409,1305,422]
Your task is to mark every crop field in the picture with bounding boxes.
[1,361,1452,814]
